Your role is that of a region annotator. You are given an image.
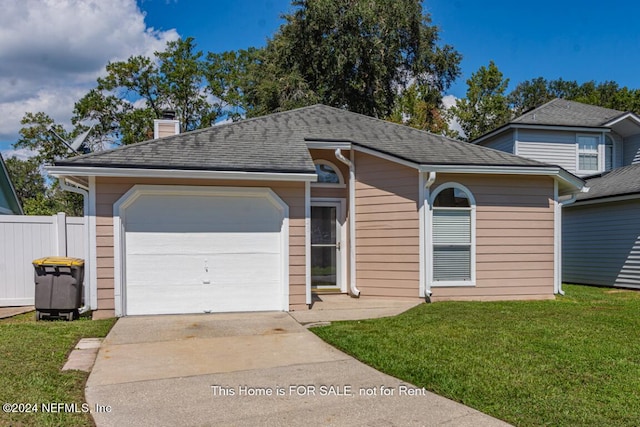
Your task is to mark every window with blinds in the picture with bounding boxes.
[432,186,473,283]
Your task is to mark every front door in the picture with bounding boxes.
[311,204,341,290]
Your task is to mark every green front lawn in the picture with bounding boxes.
[312,285,640,426]
[0,313,116,427]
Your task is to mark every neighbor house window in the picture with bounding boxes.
[577,135,599,172]
[312,160,345,187]
[430,184,475,285]
[604,135,614,171]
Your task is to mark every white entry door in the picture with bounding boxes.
[310,200,345,291]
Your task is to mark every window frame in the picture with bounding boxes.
[428,182,476,287]
[604,134,614,171]
[576,134,600,174]
[311,159,346,188]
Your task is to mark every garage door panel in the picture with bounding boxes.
[126,254,207,286]
[127,284,205,315]
[126,195,283,233]
[126,232,281,255]
[123,188,287,315]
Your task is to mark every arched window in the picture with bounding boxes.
[430,183,476,285]
[312,160,345,187]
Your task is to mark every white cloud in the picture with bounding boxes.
[0,0,178,145]
[1,148,37,161]
[442,94,464,138]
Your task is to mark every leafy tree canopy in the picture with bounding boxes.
[449,60,511,141]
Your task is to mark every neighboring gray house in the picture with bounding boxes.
[0,153,23,215]
[473,98,640,289]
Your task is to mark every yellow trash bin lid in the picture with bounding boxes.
[32,257,84,267]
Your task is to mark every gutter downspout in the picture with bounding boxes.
[556,191,580,296]
[335,148,359,297]
[424,172,436,300]
[59,178,91,314]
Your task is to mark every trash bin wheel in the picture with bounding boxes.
[36,310,43,321]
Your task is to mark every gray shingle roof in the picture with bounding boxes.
[56,104,551,172]
[578,163,640,201]
[513,98,626,127]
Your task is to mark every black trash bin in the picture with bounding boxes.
[33,257,84,321]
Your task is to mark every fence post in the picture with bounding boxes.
[55,212,67,256]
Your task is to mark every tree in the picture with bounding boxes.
[3,156,46,207]
[507,77,553,116]
[449,61,511,141]
[506,77,640,117]
[388,83,454,135]
[13,112,74,166]
[213,0,461,132]
[73,37,219,146]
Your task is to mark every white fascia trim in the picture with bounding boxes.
[46,166,317,183]
[473,124,611,145]
[569,193,640,206]
[113,185,290,317]
[352,145,420,170]
[604,112,640,127]
[305,141,352,150]
[417,164,584,191]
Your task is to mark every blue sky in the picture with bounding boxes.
[140,0,640,97]
[1,0,638,154]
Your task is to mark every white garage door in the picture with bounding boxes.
[123,187,286,315]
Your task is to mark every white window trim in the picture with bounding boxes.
[576,134,600,174]
[311,159,346,188]
[428,182,476,288]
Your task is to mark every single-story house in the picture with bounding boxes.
[0,153,23,215]
[472,98,640,290]
[47,105,584,319]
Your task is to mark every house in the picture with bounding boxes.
[563,164,640,289]
[472,98,640,177]
[47,105,584,319]
[0,153,23,215]
[473,98,640,289]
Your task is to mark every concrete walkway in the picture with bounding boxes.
[86,310,511,426]
[0,306,34,319]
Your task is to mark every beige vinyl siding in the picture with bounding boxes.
[563,199,640,289]
[93,177,306,318]
[479,130,515,153]
[430,174,555,301]
[623,134,640,165]
[516,129,579,174]
[155,120,179,138]
[354,151,420,299]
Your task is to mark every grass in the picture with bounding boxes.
[0,312,116,427]
[311,285,640,426]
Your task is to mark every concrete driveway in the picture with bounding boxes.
[86,312,510,426]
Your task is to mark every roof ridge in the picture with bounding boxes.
[63,104,332,162]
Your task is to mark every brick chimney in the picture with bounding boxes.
[153,110,180,139]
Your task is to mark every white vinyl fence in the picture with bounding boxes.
[0,213,85,306]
